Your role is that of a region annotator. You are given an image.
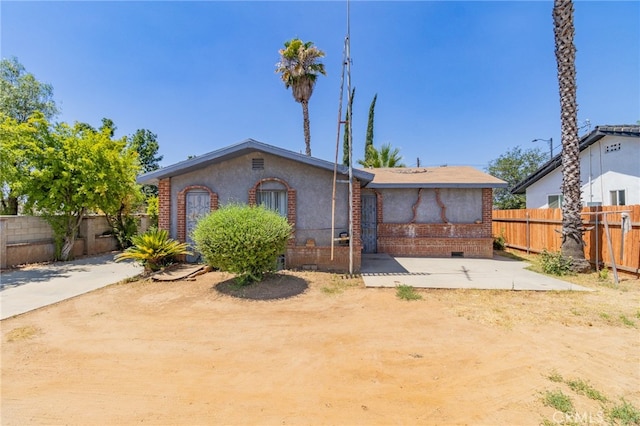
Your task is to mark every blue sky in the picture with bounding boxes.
[2,1,638,169]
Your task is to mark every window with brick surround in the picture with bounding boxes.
[257,190,287,216]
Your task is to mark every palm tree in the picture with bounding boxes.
[553,0,589,272]
[357,143,405,168]
[276,38,326,156]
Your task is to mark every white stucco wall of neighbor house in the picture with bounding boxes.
[526,135,640,208]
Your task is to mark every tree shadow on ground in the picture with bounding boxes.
[214,273,308,301]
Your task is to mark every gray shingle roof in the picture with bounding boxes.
[137,138,375,185]
[137,139,507,189]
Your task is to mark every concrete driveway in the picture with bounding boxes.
[0,253,143,320]
[361,254,591,291]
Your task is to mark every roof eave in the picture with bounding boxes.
[511,125,640,194]
[137,138,375,185]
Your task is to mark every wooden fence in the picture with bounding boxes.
[492,205,640,274]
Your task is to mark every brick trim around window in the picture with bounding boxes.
[249,178,296,246]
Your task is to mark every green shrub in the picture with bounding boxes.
[109,214,138,249]
[146,196,159,228]
[493,234,506,251]
[115,228,192,272]
[539,250,573,276]
[192,204,292,285]
[598,267,609,281]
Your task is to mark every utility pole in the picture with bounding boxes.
[532,137,553,160]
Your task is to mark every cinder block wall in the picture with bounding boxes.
[1,215,149,269]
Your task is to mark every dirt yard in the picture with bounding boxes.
[2,266,639,425]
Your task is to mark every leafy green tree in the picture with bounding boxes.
[553,0,589,272]
[20,117,140,260]
[0,114,38,212]
[364,94,377,164]
[73,119,151,247]
[128,129,163,197]
[358,143,405,168]
[342,88,355,166]
[276,38,326,156]
[192,204,292,285]
[0,57,58,123]
[486,146,546,209]
[115,228,191,273]
[128,129,162,173]
[0,57,58,214]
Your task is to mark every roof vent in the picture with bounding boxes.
[252,158,264,170]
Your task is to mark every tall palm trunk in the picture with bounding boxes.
[553,0,590,272]
[301,100,311,156]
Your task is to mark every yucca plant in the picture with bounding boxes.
[115,228,192,273]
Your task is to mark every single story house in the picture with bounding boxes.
[512,125,640,208]
[137,139,507,272]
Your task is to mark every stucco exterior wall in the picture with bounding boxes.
[526,136,640,208]
[374,188,493,258]
[168,152,351,247]
[381,188,483,223]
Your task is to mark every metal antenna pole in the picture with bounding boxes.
[346,0,354,275]
[330,39,348,261]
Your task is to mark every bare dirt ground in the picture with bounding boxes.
[2,261,639,425]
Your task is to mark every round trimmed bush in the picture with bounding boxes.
[192,204,292,284]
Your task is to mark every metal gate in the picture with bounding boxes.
[361,194,377,253]
[185,190,210,262]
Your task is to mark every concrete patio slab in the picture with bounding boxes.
[361,254,591,291]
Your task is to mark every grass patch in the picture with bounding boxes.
[619,315,636,328]
[321,274,360,295]
[598,268,610,282]
[565,378,608,403]
[541,389,574,413]
[600,312,612,320]
[396,284,423,301]
[6,325,41,342]
[546,370,564,383]
[541,371,640,425]
[607,398,640,425]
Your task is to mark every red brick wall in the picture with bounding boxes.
[375,187,494,258]
[351,180,362,253]
[286,246,361,273]
[377,237,493,258]
[158,178,171,232]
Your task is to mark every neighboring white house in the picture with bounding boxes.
[512,125,640,208]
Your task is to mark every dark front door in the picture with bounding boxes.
[361,194,377,253]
